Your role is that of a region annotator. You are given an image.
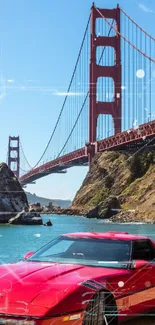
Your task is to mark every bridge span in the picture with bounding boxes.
[7,3,155,186]
[19,120,155,186]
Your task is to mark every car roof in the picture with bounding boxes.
[63,231,150,241]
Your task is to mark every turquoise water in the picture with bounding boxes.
[0,214,155,264]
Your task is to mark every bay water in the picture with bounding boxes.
[0,214,155,264]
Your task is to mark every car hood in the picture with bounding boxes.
[0,261,126,315]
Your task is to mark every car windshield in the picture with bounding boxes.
[27,236,132,269]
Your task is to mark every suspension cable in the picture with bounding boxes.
[28,14,91,170]
[20,7,155,174]
[56,21,115,158]
[95,6,155,63]
[57,93,89,157]
[119,7,155,41]
[20,140,32,169]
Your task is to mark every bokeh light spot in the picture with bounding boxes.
[118,281,124,288]
[136,69,145,79]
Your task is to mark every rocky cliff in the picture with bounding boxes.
[71,148,155,223]
[0,163,28,222]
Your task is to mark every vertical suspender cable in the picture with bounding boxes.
[144,33,146,123]
[149,37,152,122]
[132,21,134,128]
[136,25,138,126]
[104,18,107,139]
[128,16,130,129]
[123,14,126,131]
[140,28,143,125]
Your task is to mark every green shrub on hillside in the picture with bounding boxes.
[128,151,155,184]
[110,152,120,162]
[90,188,109,206]
[105,175,114,188]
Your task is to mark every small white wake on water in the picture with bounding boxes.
[97,220,148,225]
[114,222,149,225]
[34,233,41,237]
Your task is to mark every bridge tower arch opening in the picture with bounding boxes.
[87,3,121,163]
[8,136,20,179]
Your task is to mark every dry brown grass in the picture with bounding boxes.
[71,150,155,222]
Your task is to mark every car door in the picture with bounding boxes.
[128,239,155,315]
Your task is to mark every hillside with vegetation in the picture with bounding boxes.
[71,147,155,223]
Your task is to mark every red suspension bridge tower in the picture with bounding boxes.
[87,3,121,163]
[7,3,155,185]
[8,136,20,179]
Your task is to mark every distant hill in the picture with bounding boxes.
[25,192,71,208]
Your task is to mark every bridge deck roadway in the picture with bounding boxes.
[19,120,155,186]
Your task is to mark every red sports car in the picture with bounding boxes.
[0,231,155,325]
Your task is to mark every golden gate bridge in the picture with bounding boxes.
[7,3,155,186]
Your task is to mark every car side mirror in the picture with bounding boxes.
[131,259,149,269]
[24,251,34,259]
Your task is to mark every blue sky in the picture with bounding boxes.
[0,0,155,200]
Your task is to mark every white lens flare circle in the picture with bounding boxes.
[118,281,124,288]
[145,281,151,288]
[136,69,145,79]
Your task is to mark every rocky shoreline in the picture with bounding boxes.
[0,210,44,226]
[41,207,155,224]
[8,210,43,225]
[0,163,44,225]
